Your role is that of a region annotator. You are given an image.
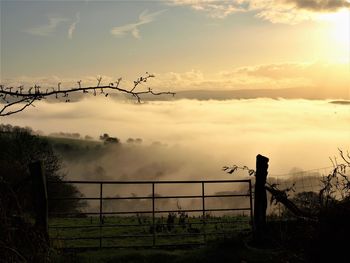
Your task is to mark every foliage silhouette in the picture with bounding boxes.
[0,176,51,262]
[224,151,350,262]
[0,124,86,214]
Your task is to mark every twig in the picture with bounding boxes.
[0,73,175,116]
[0,243,27,262]
[0,97,37,116]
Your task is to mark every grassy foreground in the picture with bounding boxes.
[52,234,305,263]
[49,216,306,262]
[49,216,251,248]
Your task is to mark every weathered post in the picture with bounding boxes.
[152,183,156,246]
[29,161,49,241]
[254,154,269,243]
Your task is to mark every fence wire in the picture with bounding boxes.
[268,165,349,218]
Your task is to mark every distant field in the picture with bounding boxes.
[43,136,107,160]
[49,216,251,249]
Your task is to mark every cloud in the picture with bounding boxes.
[169,0,248,18]
[68,12,80,39]
[231,62,350,83]
[2,62,349,95]
[0,74,116,90]
[148,62,350,92]
[25,15,69,36]
[169,0,350,24]
[4,97,350,177]
[111,9,166,39]
[149,68,305,91]
[285,0,350,12]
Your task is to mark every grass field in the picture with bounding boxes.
[52,233,305,263]
[49,215,251,249]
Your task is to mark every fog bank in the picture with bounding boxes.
[4,98,349,177]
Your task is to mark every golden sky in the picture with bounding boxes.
[1,0,350,94]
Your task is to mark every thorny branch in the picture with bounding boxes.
[224,164,317,219]
[224,149,350,219]
[222,165,255,176]
[0,73,175,116]
[320,149,350,203]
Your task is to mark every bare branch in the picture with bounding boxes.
[0,96,37,116]
[130,72,154,92]
[338,148,350,165]
[0,73,175,116]
[223,165,255,176]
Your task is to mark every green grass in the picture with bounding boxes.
[50,217,306,263]
[49,216,251,249]
[52,235,304,263]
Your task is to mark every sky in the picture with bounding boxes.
[1,1,350,176]
[1,0,350,93]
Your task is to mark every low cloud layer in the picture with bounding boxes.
[4,98,350,177]
[2,62,349,96]
[152,62,350,92]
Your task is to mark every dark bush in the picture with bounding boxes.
[0,124,86,215]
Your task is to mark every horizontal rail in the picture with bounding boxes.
[48,178,253,249]
[49,219,249,229]
[48,179,251,184]
[51,231,238,240]
[61,243,205,251]
[50,207,251,216]
[48,194,250,201]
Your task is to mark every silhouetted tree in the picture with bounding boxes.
[99,133,120,144]
[0,124,86,214]
[100,133,110,141]
[0,124,88,262]
[84,135,93,140]
[127,137,143,144]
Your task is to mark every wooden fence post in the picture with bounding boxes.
[254,154,269,243]
[29,161,49,241]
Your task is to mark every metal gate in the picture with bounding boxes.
[48,179,253,249]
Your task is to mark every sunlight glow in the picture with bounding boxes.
[318,9,350,62]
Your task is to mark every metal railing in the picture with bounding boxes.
[48,179,253,249]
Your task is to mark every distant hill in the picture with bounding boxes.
[44,136,103,159]
[329,100,350,105]
[44,86,349,102]
[135,87,350,101]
